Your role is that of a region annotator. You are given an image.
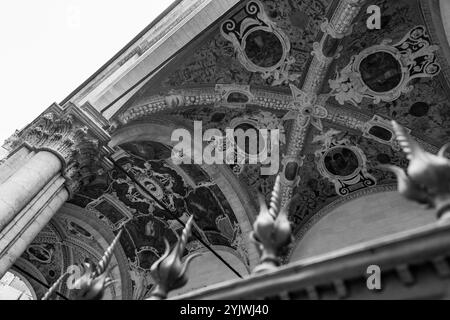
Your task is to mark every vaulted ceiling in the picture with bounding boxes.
[109,0,450,239]
[24,0,450,299]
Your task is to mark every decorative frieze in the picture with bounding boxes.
[324,105,367,131]
[113,87,295,130]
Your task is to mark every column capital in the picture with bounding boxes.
[4,102,113,196]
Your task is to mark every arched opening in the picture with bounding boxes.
[86,119,260,298]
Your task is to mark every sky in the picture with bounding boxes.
[0,0,174,144]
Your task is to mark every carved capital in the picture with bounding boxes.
[4,103,112,196]
[9,113,88,163]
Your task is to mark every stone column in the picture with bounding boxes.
[0,177,69,276]
[0,144,36,184]
[0,103,111,277]
[0,151,62,230]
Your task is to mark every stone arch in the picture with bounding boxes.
[53,203,133,300]
[110,86,293,128]
[11,257,48,299]
[16,203,133,300]
[109,118,259,268]
[288,185,436,262]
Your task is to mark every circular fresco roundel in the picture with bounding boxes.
[359,51,402,93]
[323,147,360,177]
[244,30,284,68]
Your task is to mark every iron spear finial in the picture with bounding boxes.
[380,121,450,218]
[72,229,123,300]
[147,216,201,300]
[251,174,292,273]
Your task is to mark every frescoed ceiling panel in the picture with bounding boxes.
[112,0,449,244]
[66,140,250,298]
[165,105,287,201]
[332,0,422,67]
[132,0,333,93]
[111,0,450,240]
[288,120,409,235]
[324,0,450,145]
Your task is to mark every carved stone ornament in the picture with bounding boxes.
[313,129,376,196]
[215,84,254,108]
[282,84,328,131]
[71,230,123,300]
[4,107,111,196]
[280,154,304,188]
[329,25,440,106]
[362,115,411,151]
[221,0,299,85]
[381,121,450,219]
[206,111,286,175]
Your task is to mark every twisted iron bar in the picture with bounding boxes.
[251,174,292,273]
[41,271,70,300]
[72,229,123,300]
[269,175,281,220]
[94,229,123,278]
